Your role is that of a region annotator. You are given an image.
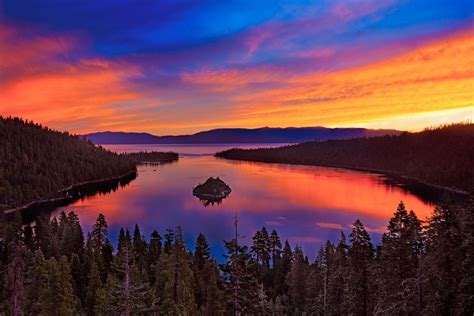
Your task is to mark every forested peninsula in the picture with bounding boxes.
[216,123,474,193]
[0,117,137,211]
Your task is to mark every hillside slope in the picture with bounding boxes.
[0,117,136,210]
[216,124,474,193]
[84,127,401,144]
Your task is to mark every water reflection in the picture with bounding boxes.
[20,172,136,223]
[47,144,439,260]
[196,198,226,207]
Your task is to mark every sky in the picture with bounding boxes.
[0,0,473,135]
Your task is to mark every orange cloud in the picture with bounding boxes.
[2,23,472,134]
[181,67,282,93]
[0,26,144,133]
[0,26,75,66]
[317,222,345,230]
[184,29,473,131]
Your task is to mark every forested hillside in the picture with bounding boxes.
[0,117,136,210]
[84,126,400,144]
[0,199,472,314]
[217,123,474,193]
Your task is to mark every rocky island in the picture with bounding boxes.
[192,177,232,204]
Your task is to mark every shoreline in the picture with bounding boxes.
[216,156,469,196]
[4,169,137,214]
[136,159,178,164]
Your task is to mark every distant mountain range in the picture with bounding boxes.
[83,127,402,144]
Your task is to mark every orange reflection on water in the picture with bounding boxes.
[53,150,436,258]
[221,160,433,220]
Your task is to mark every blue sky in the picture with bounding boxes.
[1,0,473,133]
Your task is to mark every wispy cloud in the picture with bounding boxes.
[0,25,145,133]
[316,222,345,230]
[1,0,473,134]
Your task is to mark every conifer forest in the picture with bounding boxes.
[1,198,473,315]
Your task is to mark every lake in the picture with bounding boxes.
[52,144,435,260]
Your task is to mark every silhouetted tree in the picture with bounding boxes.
[155,227,195,314]
[375,202,423,314]
[90,214,108,251]
[25,250,49,315]
[347,219,374,315]
[286,245,307,313]
[5,242,29,315]
[456,197,474,314]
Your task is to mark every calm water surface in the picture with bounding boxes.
[53,144,434,259]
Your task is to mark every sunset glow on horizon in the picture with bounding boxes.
[1,0,473,134]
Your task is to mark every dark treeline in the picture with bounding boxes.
[124,151,179,164]
[0,117,136,210]
[0,198,473,315]
[216,123,474,193]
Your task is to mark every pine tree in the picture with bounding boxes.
[80,242,94,302]
[148,230,162,266]
[274,240,292,297]
[191,233,225,313]
[85,259,102,315]
[422,205,463,314]
[148,230,161,284]
[155,226,195,314]
[269,229,282,266]
[251,227,271,273]
[93,287,107,315]
[375,202,423,314]
[24,250,50,315]
[59,212,84,258]
[46,256,79,315]
[101,238,114,276]
[456,197,474,314]
[327,231,348,315]
[200,260,225,314]
[117,228,126,253]
[59,256,81,313]
[132,224,148,278]
[264,229,283,299]
[34,215,54,258]
[257,283,271,314]
[194,233,211,271]
[89,214,108,251]
[304,251,324,315]
[193,233,211,310]
[346,219,374,315]
[106,232,154,315]
[163,228,174,254]
[221,238,260,314]
[286,245,307,313]
[260,227,271,269]
[5,242,29,316]
[306,246,333,314]
[7,211,23,244]
[70,253,86,304]
[322,241,335,313]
